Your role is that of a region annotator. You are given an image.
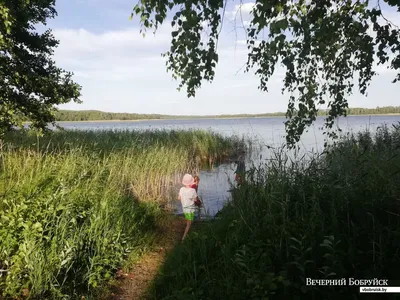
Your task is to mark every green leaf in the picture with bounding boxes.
[0,1,81,136]
[275,19,288,32]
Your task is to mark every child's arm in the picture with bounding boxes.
[193,191,200,203]
[195,190,200,202]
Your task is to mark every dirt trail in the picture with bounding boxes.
[106,217,186,300]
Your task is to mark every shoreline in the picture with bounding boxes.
[52,113,400,123]
[21,113,400,125]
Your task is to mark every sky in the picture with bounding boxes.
[43,0,400,115]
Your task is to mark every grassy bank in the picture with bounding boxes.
[149,124,400,300]
[0,129,246,299]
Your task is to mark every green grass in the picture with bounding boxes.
[149,124,400,300]
[0,129,246,299]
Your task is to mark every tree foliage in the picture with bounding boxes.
[131,0,400,147]
[0,0,81,137]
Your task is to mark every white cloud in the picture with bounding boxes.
[234,2,255,15]
[53,24,287,115]
[53,27,171,56]
[235,39,262,47]
[227,2,255,21]
[53,26,173,81]
[242,20,251,26]
[235,40,247,45]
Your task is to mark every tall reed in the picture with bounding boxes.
[0,129,245,299]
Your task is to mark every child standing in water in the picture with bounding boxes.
[179,174,198,241]
[234,151,246,185]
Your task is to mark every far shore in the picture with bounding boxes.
[21,113,400,125]
[54,116,276,123]
[53,113,400,123]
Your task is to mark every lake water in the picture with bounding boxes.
[56,115,400,217]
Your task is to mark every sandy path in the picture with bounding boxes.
[105,217,186,300]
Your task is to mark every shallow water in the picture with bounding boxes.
[56,115,400,217]
[172,164,235,218]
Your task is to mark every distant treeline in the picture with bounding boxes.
[54,110,285,121]
[55,106,400,121]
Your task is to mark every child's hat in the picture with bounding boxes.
[182,173,194,185]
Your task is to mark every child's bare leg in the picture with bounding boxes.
[182,220,192,241]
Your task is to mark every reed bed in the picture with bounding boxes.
[150,124,400,300]
[0,129,245,299]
